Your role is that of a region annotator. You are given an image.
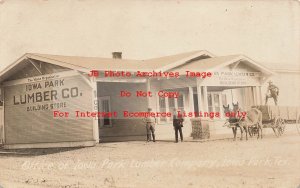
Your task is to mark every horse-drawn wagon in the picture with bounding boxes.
[253,105,300,136]
[223,103,263,140]
[223,104,300,140]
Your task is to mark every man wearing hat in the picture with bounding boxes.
[173,108,184,143]
[265,81,279,105]
[143,108,156,142]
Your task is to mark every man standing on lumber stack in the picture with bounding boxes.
[265,81,279,105]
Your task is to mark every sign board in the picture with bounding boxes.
[201,71,261,86]
[3,71,94,144]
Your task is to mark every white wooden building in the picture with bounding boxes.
[0,50,298,148]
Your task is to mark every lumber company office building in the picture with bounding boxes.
[0,50,299,149]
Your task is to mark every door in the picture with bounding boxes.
[98,96,112,127]
[0,106,3,144]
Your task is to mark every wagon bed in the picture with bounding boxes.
[253,105,300,136]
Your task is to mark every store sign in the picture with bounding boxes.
[202,71,261,86]
[4,71,94,144]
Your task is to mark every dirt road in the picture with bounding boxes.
[0,126,300,188]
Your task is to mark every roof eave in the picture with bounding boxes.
[241,55,276,76]
[27,53,91,73]
[155,50,215,72]
[0,53,30,81]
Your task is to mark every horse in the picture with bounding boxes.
[223,102,263,140]
[239,106,263,139]
[223,103,244,141]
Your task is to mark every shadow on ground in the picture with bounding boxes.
[0,146,84,157]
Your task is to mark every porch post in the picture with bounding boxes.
[254,86,259,105]
[188,86,194,112]
[203,86,209,112]
[252,87,256,105]
[256,86,259,105]
[174,98,178,109]
[248,87,251,105]
[251,86,256,106]
[156,94,161,124]
[146,78,151,108]
[258,86,263,105]
[219,93,223,118]
[165,97,170,123]
[196,79,203,112]
[255,86,260,105]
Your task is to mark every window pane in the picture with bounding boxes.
[168,98,175,108]
[214,94,220,112]
[222,94,227,106]
[178,95,184,108]
[159,97,166,108]
[214,94,220,107]
[102,99,110,126]
[208,94,212,106]
[159,97,167,122]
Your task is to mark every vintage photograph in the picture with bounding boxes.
[0,0,299,187]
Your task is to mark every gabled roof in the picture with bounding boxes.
[0,50,214,80]
[172,54,275,76]
[27,50,214,71]
[145,50,214,71]
[0,50,274,84]
[27,53,142,72]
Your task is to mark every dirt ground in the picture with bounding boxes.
[0,125,300,188]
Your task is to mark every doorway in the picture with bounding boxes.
[97,96,112,127]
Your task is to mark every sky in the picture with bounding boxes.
[0,0,299,71]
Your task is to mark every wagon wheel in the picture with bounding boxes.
[276,118,285,136]
[297,115,300,135]
[279,119,285,135]
[272,126,279,137]
[271,119,279,137]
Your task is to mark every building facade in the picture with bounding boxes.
[0,50,299,148]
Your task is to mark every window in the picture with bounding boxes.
[177,94,184,112]
[222,94,227,106]
[159,97,167,122]
[168,98,175,114]
[214,94,220,112]
[208,92,221,113]
[158,90,185,122]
